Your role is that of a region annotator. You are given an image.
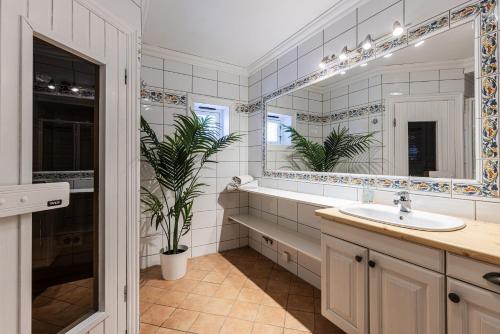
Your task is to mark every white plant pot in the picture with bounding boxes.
[160,245,189,280]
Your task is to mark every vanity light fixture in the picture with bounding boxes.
[340,70,347,75]
[47,80,56,90]
[392,21,404,37]
[71,87,80,92]
[390,92,403,96]
[362,34,373,50]
[384,53,393,58]
[360,63,368,67]
[415,40,425,47]
[339,46,348,61]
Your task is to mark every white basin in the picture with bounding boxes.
[340,204,466,232]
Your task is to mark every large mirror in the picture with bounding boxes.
[265,22,476,179]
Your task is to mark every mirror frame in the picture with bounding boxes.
[256,0,499,200]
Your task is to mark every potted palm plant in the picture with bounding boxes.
[285,126,375,172]
[140,112,241,280]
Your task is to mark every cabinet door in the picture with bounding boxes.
[369,251,445,334]
[321,234,368,334]
[448,278,500,334]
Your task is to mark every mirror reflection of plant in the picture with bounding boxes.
[285,125,375,172]
[140,112,241,254]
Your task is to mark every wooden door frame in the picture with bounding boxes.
[18,4,140,333]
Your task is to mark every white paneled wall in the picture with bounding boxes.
[0,0,140,333]
[140,53,251,268]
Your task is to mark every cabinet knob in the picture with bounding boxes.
[368,260,376,268]
[355,255,363,263]
[483,272,500,286]
[448,293,460,303]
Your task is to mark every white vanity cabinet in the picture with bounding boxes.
[447,278,500,333]
[321,234,368,334]
[368,251,444,334]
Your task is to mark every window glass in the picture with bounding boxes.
[267,113,292,145]
[193,102,229,138]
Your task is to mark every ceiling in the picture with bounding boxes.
[142,0,346,68]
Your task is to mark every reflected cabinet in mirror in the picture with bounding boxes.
[265,22,476,179]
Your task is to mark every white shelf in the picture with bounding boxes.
[238,185,356,208]
[229,214,321,261]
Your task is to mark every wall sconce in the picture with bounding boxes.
[392,21,404,37]
[47,80,56,90]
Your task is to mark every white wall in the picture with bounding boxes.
[140,53,251,267]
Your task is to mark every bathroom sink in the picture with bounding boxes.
[339,204,466,231]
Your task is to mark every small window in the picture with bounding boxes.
[267,113,292,146]
[193,102,229,138]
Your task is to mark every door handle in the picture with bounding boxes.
[483,272,500,286]
[368,260,376,268]
[448,292,460,303]
[355,255,363,263]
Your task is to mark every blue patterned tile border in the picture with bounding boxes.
[140,83,187,106]
[409,179,451,194]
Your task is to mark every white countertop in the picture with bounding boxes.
[238,185,357,208]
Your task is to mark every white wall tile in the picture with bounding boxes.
[192,210,217,229]
[324,185,358,200]
[262,61,278,78]
[249,82,261,101]
[218,71,239,84]
[142,67,163,88]
[297,182,324,195]
[218,82,240,100]
[298,31,323,57]
[410,70,439,82]
[412,195,475,219]
[193,66,217,80]
[262,72,278,96]
[298,46,323,79]
[142,55,163,70]
[382,71,409,84]
[324,28,357,60]
[476,201,500,223]
[164,71,192,92]
[410,81,439,95]
[278,61,298,88]
[440,79,464,93]
[278,199,298,221]
[278,47,298,68]
[440,68,464,80]
[249,71,262,86]
[297,204,323,229]
[193,77,218,96]
[324,10,357,42]
[358,0,400,22]
[164,59,192,75]
[358,1,403,40]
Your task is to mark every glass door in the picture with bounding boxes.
[31,37,100,334]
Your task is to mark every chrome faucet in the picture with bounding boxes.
[393,191,411,213]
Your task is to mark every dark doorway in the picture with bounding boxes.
[32,37,99,333]
[408,121,437,177]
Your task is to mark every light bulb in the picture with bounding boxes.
[360,63,368,67]
[339,46,348,61]
[362,35,372,50]
[340,70,346,75]
[318,56,329,69]
[384,53,393,58]
[392,21,404,37]
[48,84,56,90]
[319,62,326,69]
[415,40,425,47]
[71,87,79,92]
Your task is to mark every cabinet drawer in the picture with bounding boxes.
[322,220,444,272]
[447,253,500,294]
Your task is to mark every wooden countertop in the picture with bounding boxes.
[316,208,500,266]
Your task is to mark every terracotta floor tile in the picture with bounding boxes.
[32,298,71,324]
[157,328,186,334]
[251,323,284,334]
[220,318,254,334]
[283,329,310,334]
[184,269,210,281]
[171,279,199,293]
[162,309,199,331]
[284,310,315,332]
[228,301,260,321]
[32,319,63,334]
[289,282,314,297]
[156,290,188,308]
[314,314,345,334]
[266,279,291,294]
[147,278,177,290]
[202,271,228,284]
[179,293,210,312]
[191,281,220,297]
[287,295,315,313]
[40,283,78,299]
[255,305,286,327]
[141,304,175,326]
[203,297,234,316]
[141,286,167,304]
[244,277,268,290]
[238,287,265,303]
[189,313,225,334]
[141,301,154,315]
[213,284,241,300]
[222,274,247,288]
[140,323,160,334]
[261,291,289,308]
